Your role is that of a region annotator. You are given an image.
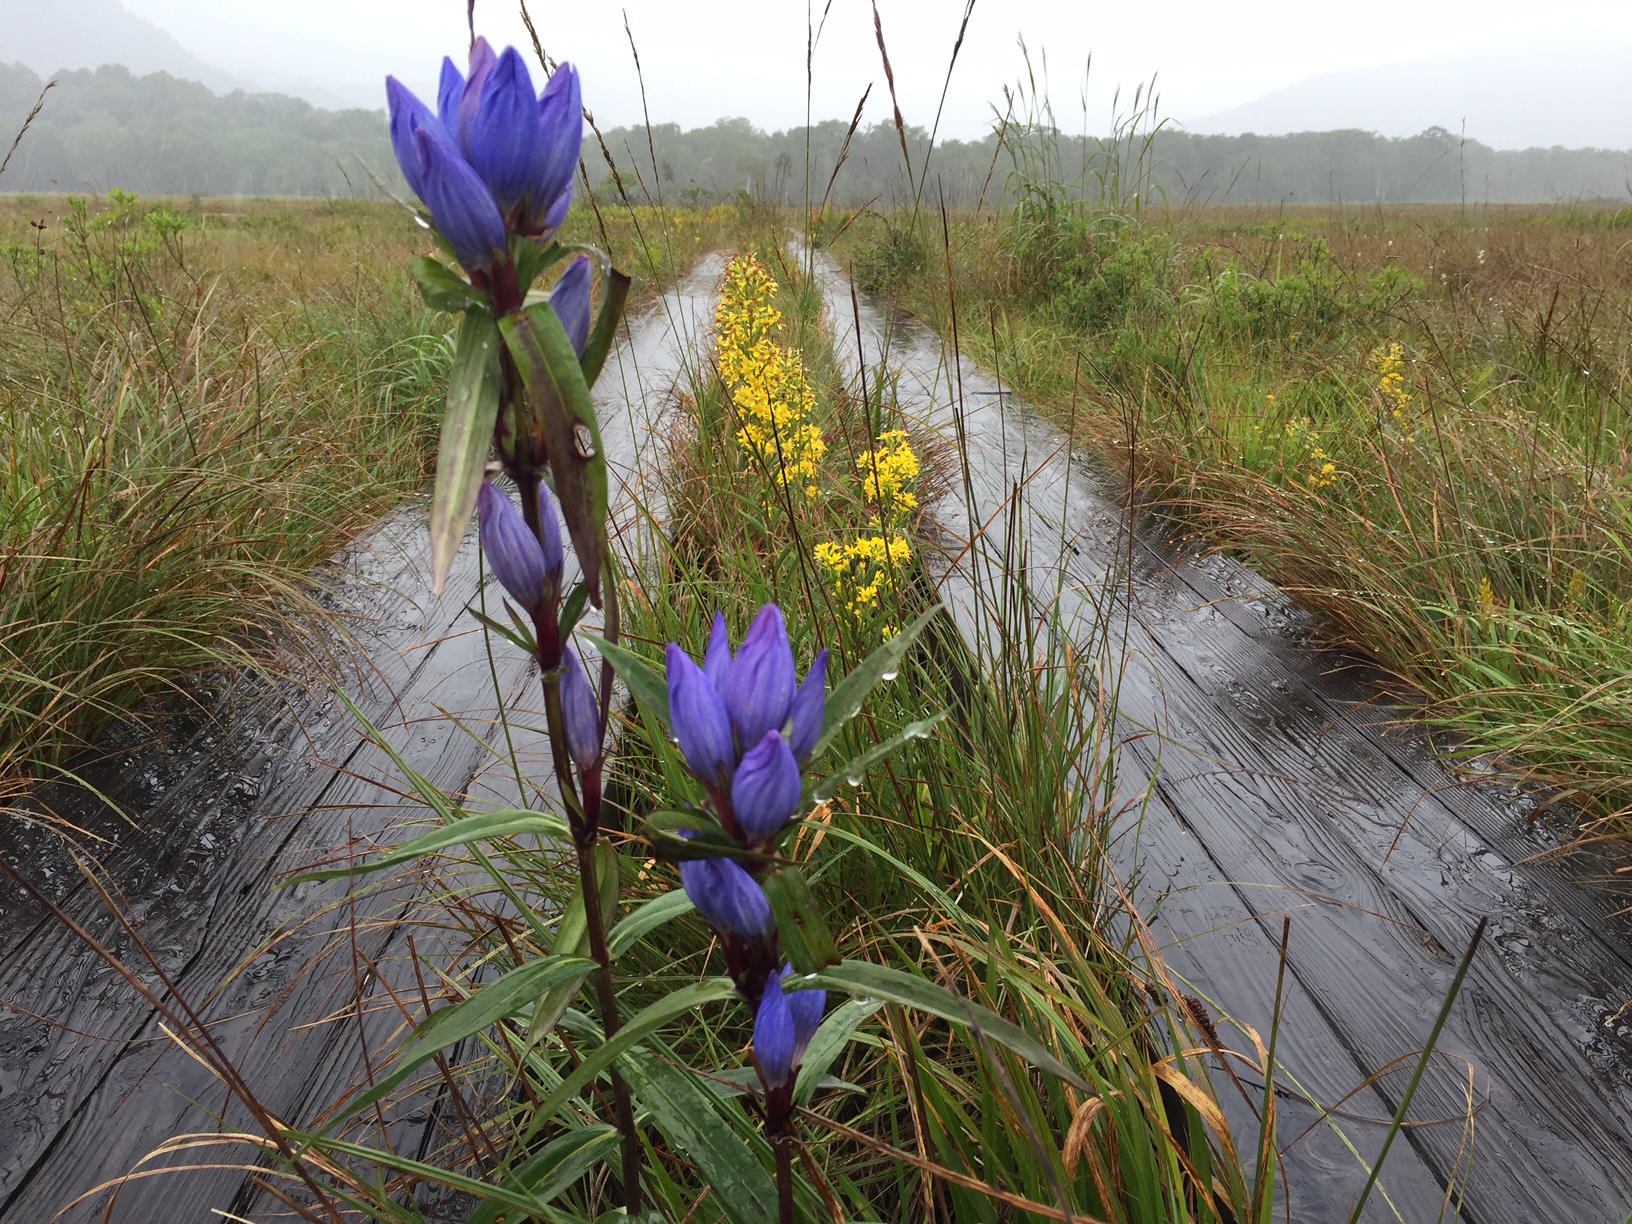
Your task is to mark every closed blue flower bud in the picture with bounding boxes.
[754,969,800,1089]
[723,605,796,752]
[537,480,564,582]
[702,611,732,690]
[549,255,593,356]
[463,46,544,215]
[667,645,734,787]
[561,647,601,771]
[385,77,446,202]
[679,854,774,942]
[540,184,574,238]
[732,731,801,843]
[413,126,508,274]
[436,56,464,127]
[785,966,825,1060]
[455,37,498,152]
[529,63,582,234]
[787,649,827,767]
[478,481,549,611]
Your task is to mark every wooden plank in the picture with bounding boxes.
[0,261,723,1223]
[817,257,1632,1222]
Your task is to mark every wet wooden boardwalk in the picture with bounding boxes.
[814,252,1632,1223]
[2,250,1630,1222]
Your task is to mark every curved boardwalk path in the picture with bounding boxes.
[0,259,720,1223]
[811,252,1632,1223]
[3,249,1630,1222]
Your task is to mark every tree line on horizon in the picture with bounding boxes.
[3,62,1630,208]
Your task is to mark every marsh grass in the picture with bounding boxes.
[842,199,1632,834]
[0,192,741,804]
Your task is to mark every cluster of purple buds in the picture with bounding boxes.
[666,605,828,1084]
[386,38,581,280]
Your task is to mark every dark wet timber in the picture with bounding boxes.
[0,262,721,1223]
[812,251,1632,1223]
[4,250,1631,1222]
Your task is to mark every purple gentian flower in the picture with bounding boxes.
[787,649,828,767]
[667,645,734,787]
[731,731,801,842]
[527,63,582,236]
[723,605,797,749]
[756,965,824,1090]
[550,255,593,356]
[461,46,544,215]
[477,481,547,611]
[412,126,508,274]
[679,854,774,941]
[560,647,601,771]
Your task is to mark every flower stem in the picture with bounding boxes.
[775,1134,795,1224]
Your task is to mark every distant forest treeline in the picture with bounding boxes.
[4,62,1631,207]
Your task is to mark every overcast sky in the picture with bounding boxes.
[116,0,1632,138]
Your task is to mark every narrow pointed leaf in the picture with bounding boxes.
[810,713,946,803]
[531,978,739,1124]
[792,960,1090,1091]
[795,998,882,1106]
[813,604,942,759]
[466,1127,620,1224]
[500,303,609,606]
[595,635,671,729]
[431,309,503,595]
[290,810,570,882]
[558,579,590,641]
[469,605,537,656]
[608,888,695,959]
[761,863,840,973]
[411,255,487,313]
[622,1049,779,1224]
[320,953,597,1134]
[580,267,632,386]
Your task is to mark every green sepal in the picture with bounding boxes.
[794,998,881,1106]
[642,809,735,860]
[430,309,503,596]
[559,580,590,643]
[513,235,563,300]
[791,960,1090,1091]
[809,712,946,803]
[411,255,487,314]
[595,635,671,729]
[812,605,942,760]
[469,602,538,657]
[581,267,632,386]
[761,863,841,973]
[500,303,609,606]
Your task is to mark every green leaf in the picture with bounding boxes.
[581,268,632,386]
[621,1049,778,1224]
[469,605,538,656]
[529,978,738,1126]
[559,580,591,643]
[528,888,593,1047]
[641,809,736,860]
[466,1127,620,1224]
[761,863,840,973]
[500,303,609,607]
[813,605,942,759]
[431,309,503,596]
[794,998,882,1106]
[607,889,695,960]
[595,635,671,729]
[810,713,946,802]
[320,953,597,1135]
[286,1134,590,1223]
[702,1066,862,1101]
[411,255,488,313]
[794,961,1089,1091]
[289,809,570,883]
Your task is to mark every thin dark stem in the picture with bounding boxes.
[775,1135,796,1224]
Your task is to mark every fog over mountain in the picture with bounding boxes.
[1190,37,1632,151]
[0,0,245,94]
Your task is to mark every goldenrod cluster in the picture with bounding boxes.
[1370,342,1414,419]
[1476,575,1497,620]
[714,253,827,497]
[1285,417,1341,490]
[816,431,921,620]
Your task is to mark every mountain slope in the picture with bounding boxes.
[0,0,244,94]
[1190,39,1632,152]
